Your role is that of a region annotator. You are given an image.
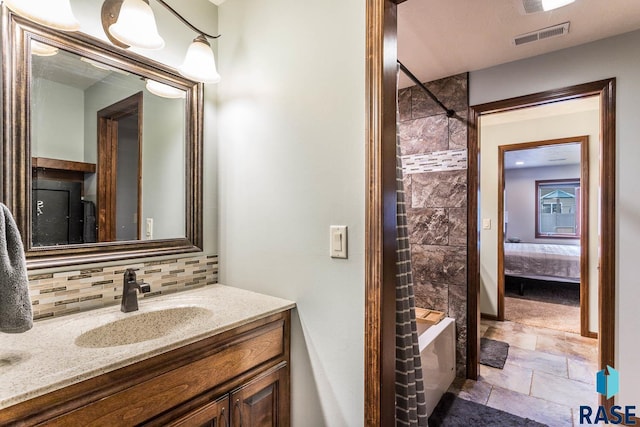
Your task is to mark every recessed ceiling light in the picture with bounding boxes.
[541,0,575,11]
[515,161,525,165]
[520,0,575,14]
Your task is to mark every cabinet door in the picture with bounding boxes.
[230,366,289,427]
[166,395,229,427]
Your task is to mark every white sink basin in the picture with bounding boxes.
[74,306,213,348]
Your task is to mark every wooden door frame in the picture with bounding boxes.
[467,79,616,412]
[365,0,404,425]
[496,136,590,338]
[97,92,143,242]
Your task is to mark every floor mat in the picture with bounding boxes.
[480,337,509,369]
[429,392,547,427]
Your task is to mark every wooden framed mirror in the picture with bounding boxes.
[1,7,203,269]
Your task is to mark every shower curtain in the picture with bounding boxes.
[395,123,428,425]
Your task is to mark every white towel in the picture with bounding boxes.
[0,203,33,333]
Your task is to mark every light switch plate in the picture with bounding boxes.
[482,218,491,230]
[330,225,348,259]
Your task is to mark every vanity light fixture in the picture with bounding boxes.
[145,79,187,99]
[30,40,59,57]
[179,35,221,84]
[107,0,165,50]
[80,56,131,75]
[3,0,221,84]
[515,161,525,166]
[4,0,80,31]
[101,0,221,83]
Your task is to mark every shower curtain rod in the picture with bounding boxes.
[397,60,455,118]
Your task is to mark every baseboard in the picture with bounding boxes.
[584,331,598,339]
[481,313,500,321]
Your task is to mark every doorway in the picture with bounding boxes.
[498,138,589,337]
[468,80,616,411]
[97,92,143,242]
[365,2,618,423]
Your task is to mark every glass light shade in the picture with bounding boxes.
[178,36,221,84]
[4,0,80,31]
[31,40,59,56]
[146,79,186,99]
[541,0,575,11]
[108,0,164,50]
[80,57,130,75]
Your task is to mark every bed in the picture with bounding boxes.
[504,243,580,290]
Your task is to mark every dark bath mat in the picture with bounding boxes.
[480,337,509,369]
[429,392,548,427]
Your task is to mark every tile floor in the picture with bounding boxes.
[448,318,599,427]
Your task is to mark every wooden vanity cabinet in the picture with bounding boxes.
[162,395,230,427]
[161,364,287,427]
[0,311,291,427]
[230,365,287,427]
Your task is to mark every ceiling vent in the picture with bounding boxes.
[513,22,570,46]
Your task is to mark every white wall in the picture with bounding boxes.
[505,164,581,244]
[31,78,85,162]
[217,0,365,425]
[141,92,186,240]
[471,29,640,409]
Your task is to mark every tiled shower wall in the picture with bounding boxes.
[398,73,469,376]
[28,254,218,320]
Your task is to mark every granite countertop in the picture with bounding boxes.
[0,284,295,410]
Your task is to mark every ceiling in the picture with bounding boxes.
[484,95,598,169]
[32,48,115,90]
[398,0,640,88]
[504,142,581,169]
[481,95,598,126]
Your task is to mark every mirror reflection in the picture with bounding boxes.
[30,41,187,247]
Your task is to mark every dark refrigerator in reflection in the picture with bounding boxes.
[32,179,84,246]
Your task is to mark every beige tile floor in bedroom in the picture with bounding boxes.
[448,319,599,427]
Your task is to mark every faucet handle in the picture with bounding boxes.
[124,268,140,282]
[139,282,151,293]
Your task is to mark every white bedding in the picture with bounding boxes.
[504,243,580,282]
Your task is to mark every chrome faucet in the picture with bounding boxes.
[121,268,151,313]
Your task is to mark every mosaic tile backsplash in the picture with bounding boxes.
[28,254,218,320]
[401,149,468,174]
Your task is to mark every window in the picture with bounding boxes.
[535,179,580,238]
